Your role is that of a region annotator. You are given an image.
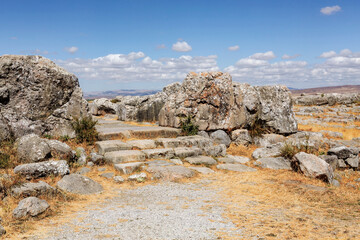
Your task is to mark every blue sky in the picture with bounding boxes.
[1,0,360,92]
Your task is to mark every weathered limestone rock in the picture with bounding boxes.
[158,72,297,134]
[146,165,195,181]
[217,155,250,164]
[231,129,252,145]
[292,152,333,183]
[11,181,55,197]
[0,55,90,139]
[104,150,146,164]
[114,162,144,174]
[255,157,291,170]
[188,167,215,174]
[14,160,70,178]
[13,197,49,219]
[184,156,217,165]
[57,174,103,194]
[210,130,231,147]
[90,98,120,115]
[294,93,360,106]
[16,134,51,163]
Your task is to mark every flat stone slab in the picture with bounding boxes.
[104,150,146,164]
[57,174,103,195]
[188,167,215,174]
[114,162,144,174]
[95,140,131,155]
[218,155,250,164]
[126,140,156,150]
[142,148,175,159]
[255,157,291,170]
[174,147,202,159]
[146,165,195,181]
[184,156,217,165]
[11,181,55,197]
[155,136,213,149]
[145,160,175,167]
[96,120,180,140]
[217,164,257,172]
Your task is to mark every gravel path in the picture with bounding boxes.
[33,180,242,240]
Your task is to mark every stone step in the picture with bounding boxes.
[155,136,213,149]
[184,156,217,165]
[95,140,132,155]
[97,124,181,141]
[114,162,144,174]
[174,147,202,159]
[126,139,156,150]
[104,150,146,164]
[142,148,175,159]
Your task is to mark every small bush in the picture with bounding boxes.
[71,117,98,144]
[59,135,70,142]
[280,143,298,159]
[248,118,270,139]
[179,115,199,136]
[110,99,120,104]
[0,152,10,169]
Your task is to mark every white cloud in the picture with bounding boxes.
[249,51,276,60]
[31,49,49,55]
[172,41,192,52]
[321,5,341,15]
[228,45,239,51]
[56,52,218,85]
[282,54,300,60]
[64,46,79,54]
[319,50,337,58]
[56,49,360,90]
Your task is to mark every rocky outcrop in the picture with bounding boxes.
[0,55,89,141]
[158,72,297,134]
[294,93,360,106]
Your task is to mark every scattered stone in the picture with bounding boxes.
[127,140,156,150]
[114,162,144,174]
[202,144,227,157]
[76,167,91,175]
[217,164,257,172]
[217,155,250,164]
[332,179,340,187]
[328,146,357,159]
[345,156,359,168]
[128,172,147,182]
[147,166,195,181]
[188,167,215,174]
[292,152,333,183]
[210,130,231,147]
[231,129,252,145]
[145,160,175,167]
[0,224,5,236]
[319,155,339,171]
[113,176,125,183]
[47,140,74,159]
[255,157,291,170]
[75,147,87,166]
[100,172,115,179]
[320,130,344,139]
[57,174,103,194]
[87,162,94,167]
[252,143,283,159]
[197,131,209,138]
[98,167,106,172]
[253,134,286,147]
[170,158,183,165]
[13,197,49,219]
[14,160,70,179]
[184,156,217,165]
[11,181,55,198]
[16,134,51,163]
[104,150,146,164]
[90,152,104,165]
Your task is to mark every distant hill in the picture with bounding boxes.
[290,85,360,96]
[84,89,160,100]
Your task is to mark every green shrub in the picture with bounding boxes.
[179,115,199,136]
[280,142,298,159]
[110,98,120,104]
[59,135,70,142]
[0,152,10,169]
[43,134,53,139]
[71,117,98,144]
[248,118,269,139]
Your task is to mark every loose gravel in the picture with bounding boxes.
[32,180,242,240]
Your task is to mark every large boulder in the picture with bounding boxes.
[14,160,70,178]
[292,152,333,183]
[13,197,49,219]
[158,72,297,134]
[0,55,90,140]
[56,174,103,194]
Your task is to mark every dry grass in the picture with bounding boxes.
[226,143,258,159]
[298,123,360,140]
[210,170,360,240]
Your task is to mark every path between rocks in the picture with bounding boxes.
[26,179,243,240]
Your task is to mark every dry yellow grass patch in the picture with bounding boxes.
[298,123,360,140]
[211,170,360,240]
[226,143,258,159]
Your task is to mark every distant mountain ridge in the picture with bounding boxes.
[84,89,160,99]
[290,85,360,96]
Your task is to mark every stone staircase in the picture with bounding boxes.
[94,118,256,181]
